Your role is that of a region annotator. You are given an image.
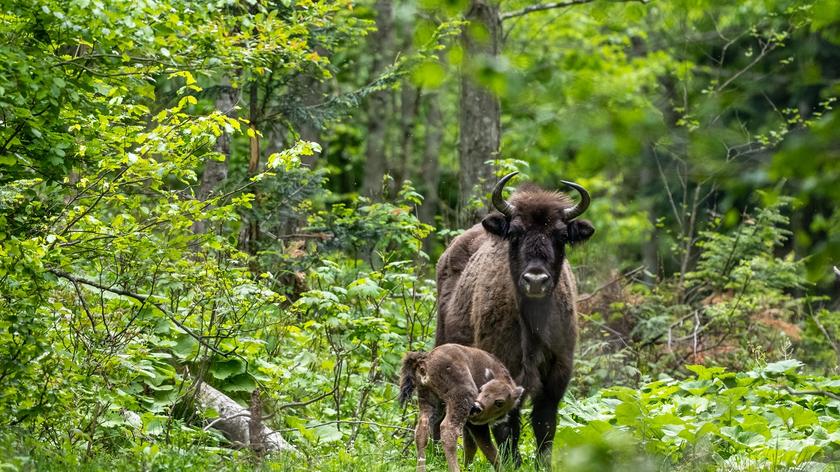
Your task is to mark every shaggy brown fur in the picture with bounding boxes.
[435,184,594,466]
[399,344,524,472]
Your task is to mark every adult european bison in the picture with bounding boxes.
[435,171,594,466]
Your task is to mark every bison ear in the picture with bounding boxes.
[484,368,495,381]
[482,212,508,237]
[567,219,594,245]
[512,386,525,407]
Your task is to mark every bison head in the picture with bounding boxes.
[481,172,594,299]
[468,373,525,425]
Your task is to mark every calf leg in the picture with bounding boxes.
[491,407,522,467]
[464,425,477,468]
[431,399,444,441]
[440,416,463,472]
[415,401,436,472]
[467,423,500,470]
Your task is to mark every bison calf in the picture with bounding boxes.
[399,344,524,472]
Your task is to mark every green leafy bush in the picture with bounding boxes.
[559,361,840,471]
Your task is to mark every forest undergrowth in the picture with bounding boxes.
[2,0,840,471]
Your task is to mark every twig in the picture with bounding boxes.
[273,232,333,241]
[577,265,645,304]
[578,312,633,349]
[500,0,649,20]
[48,268,227,356]
[203,412,253,432]
[654,150,683,227]
[781,386,840,402]
[200,410,277,433]
[807,302,840,365]
[280,419,414,434]
[277,387,338,410]
[641,310,699,348]
[716,38,778,92]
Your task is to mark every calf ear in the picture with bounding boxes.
[484,368,495,381]
[567,219,594,245]
[482,212,508,237]
[512,386,525,407]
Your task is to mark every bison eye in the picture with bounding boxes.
[494,399,505,408]
[508,225,524,238]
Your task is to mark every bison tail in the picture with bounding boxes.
[398,351,427,405]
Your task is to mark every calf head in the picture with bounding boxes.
[482,172,595,299]
[468,371,525,425]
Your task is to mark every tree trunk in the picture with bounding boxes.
[249,389,265,457]
[241,80,261,268]
[640,147,658,284]
[458,0,501,225]
[420,93,442,255]
[361,0,395,199]
[195,381,296,453]
[193,82,236,234]
[271,66,326,168]
[248,80,260,176]
[419,93,442,229]
[394,84,420,190]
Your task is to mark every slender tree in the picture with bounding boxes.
[362,0,395,198]
[458,0,502,224]
[193,80,237,234]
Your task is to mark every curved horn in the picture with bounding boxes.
[491,172,518,218]
[560,180,591,220]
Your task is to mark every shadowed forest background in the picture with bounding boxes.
[2,0,840,470]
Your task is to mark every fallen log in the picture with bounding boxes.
[195,381,297,453]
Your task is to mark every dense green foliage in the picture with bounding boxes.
[1,0,840,470]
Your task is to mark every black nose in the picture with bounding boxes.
[470,403,482,415]
[522,272,550,296]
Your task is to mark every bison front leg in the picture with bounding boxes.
[491,406,522,467]
[531,394,560,468]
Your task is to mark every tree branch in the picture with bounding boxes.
[577,265,645,304]
[277,386,338,411]
[501,0,649,21]
[781,385,840,402]
[48,268,227,356]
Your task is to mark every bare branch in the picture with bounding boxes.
[280,419,414,434]
[781,385,840,402]
[277,386,338,411]
[501,0,649,21]
[48,268,227,356]
[577,265,645,304]
[716,38,778,92]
